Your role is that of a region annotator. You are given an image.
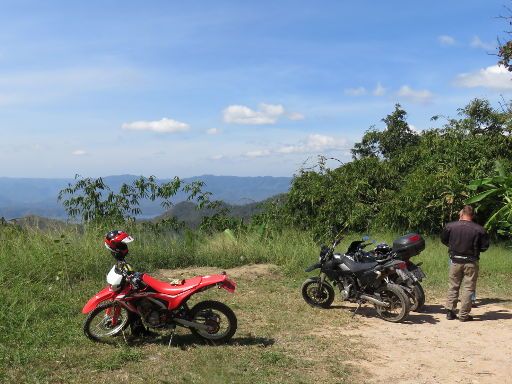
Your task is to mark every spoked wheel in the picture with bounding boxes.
[410,283,425,312]
[301,277,335,308]
[189,301,237,343]
[83,301,130,342]
[374,284,410,323]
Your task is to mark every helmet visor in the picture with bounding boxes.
[121,236,134,244]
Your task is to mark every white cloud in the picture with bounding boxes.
[244,149,272,158]
[288,112,305,121]
[276,134,348,155]
[454,65,512,90]
[373,82,386,96]
[408,124,424,134]
[0,66,140,106]
[397,85,434,104]
[122,118,190,133]
[211,154,224,160]
[276,145,301,154]
[344,87,367,96]
[206,128,221,135]
[307,134,344,150]
[72,149,88,156]
[470,36,495,51]
[223,103,304,125]
[438,35,456,46]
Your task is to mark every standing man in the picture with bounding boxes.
[441,205,489,321]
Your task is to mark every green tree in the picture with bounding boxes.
[352,104,419,160]
[498,4,512,71]
[274,98,512,236]
[58,175,210,225]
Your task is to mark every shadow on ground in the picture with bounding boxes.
[124,332,275,348]
[474,309,512,321]
[332,303,441,324]
[326,299,512,324]
[475,297,512,307]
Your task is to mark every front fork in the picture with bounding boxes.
[313,272,327,299]
[319,272,327,285]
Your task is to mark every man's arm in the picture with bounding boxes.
[479,231,490,252]
[441,225,450,246]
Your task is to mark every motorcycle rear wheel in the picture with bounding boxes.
[83,301,130,342]
[374,284,410,323]
[410,283,425,312]
[189,300,237,343]
[301,277,335,308]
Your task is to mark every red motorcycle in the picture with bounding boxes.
[82,260,238,344]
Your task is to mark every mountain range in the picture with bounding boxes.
[0,175,292,219]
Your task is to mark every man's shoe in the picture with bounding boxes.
[459,315,473,322]
[446,310,458,320]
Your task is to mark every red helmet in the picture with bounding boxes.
[104,230,134,259]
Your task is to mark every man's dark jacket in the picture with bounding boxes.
[441,220,490,263]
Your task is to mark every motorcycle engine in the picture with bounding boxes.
[136,298,169,328]
[340,276,356,300]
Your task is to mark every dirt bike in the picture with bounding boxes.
[301,234,411,322]
[82,260,237,344]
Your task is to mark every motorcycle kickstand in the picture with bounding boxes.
[352,301,362,318]
[168,325,176,348]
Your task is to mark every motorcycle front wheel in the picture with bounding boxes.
[83,301,130,342]
[301,277,335,308]
[189,300,237,343]
[374,284,410,323]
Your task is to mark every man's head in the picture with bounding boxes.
[459,205,474,221]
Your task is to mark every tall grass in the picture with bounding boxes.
[0,224,510,382]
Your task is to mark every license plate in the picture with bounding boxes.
[412,268,426,280]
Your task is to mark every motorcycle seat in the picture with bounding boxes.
[142,274,202,295]
[342,256,378,273]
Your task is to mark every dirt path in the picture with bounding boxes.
[342,299,512,384]
[154,264,512,383]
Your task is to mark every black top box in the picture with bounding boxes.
[392,233,425,259]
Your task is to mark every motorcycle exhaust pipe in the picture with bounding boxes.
[359,294,390,308]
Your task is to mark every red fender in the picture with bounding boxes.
[82,286,117,313]
[200,274,237,293]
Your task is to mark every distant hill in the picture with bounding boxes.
[153,195,284,228]
[3,215,80,231]
[0,175,291,219]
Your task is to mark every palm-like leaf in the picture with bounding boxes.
[465,160,512,233]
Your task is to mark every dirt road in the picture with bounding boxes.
[156,264,512,383]
[343,300,512,384]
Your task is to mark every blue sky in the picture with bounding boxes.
[0,0,510,178]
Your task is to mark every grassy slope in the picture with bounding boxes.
[0,226,510,383]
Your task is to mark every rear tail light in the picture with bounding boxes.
[220,279,236,293]
[398,262,407,270]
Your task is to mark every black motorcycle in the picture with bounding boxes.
[367,234,426,312]
[301,234,411,323]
